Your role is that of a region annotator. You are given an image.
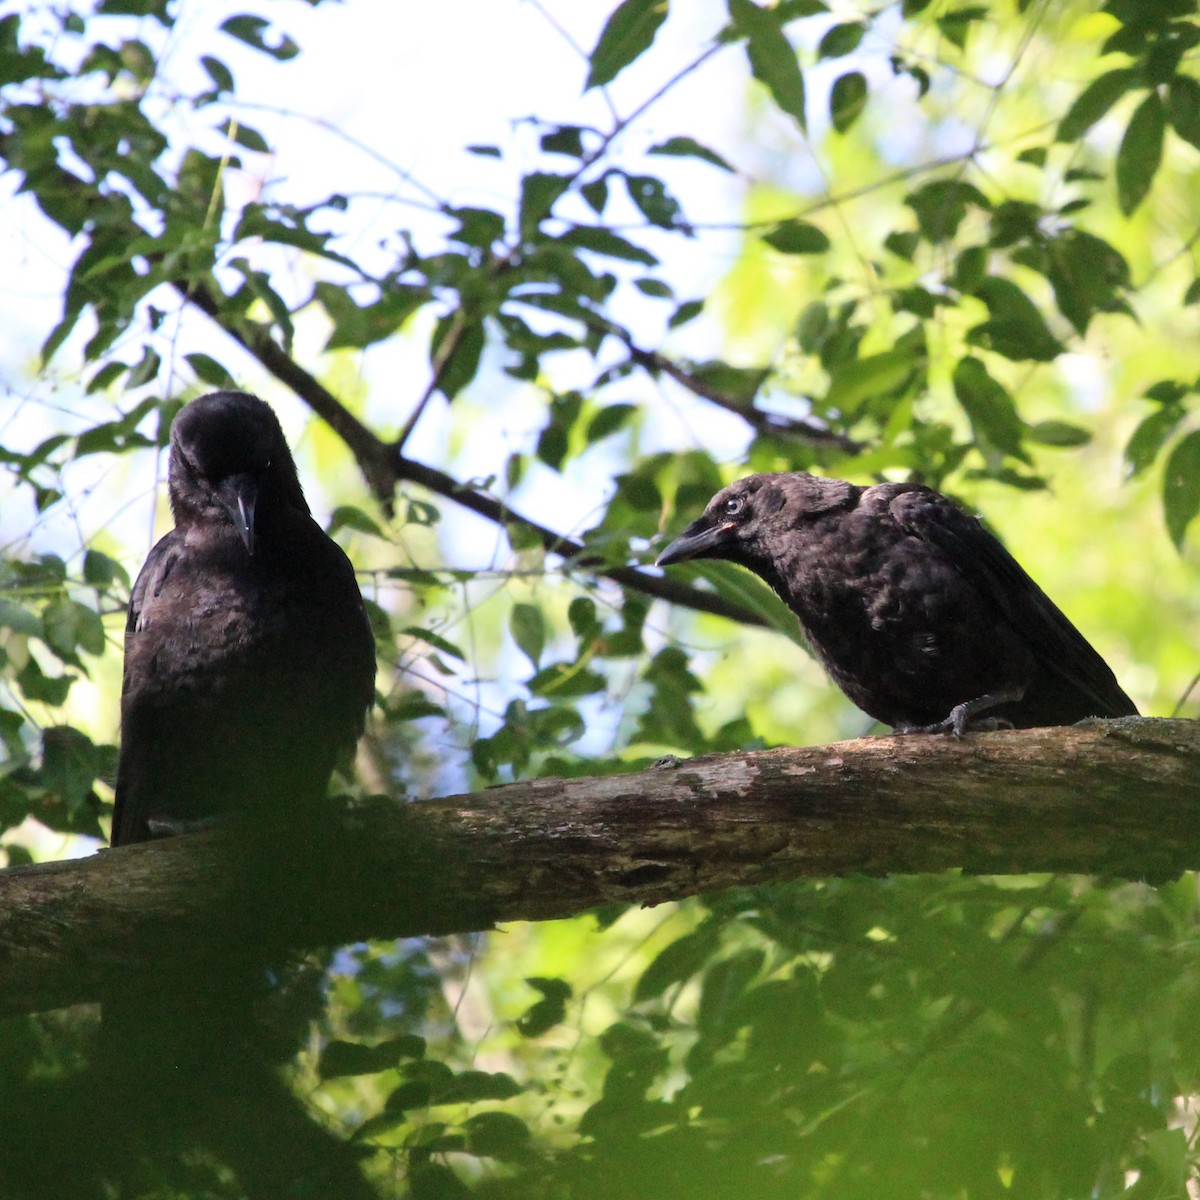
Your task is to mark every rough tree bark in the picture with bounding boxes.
[1,718,1196,1019]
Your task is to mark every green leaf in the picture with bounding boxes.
[817,21,864,59]
[518,172,572,237]
[586,0,668,90]
[43,598,105,661]
[442,1069,524,1103]
[884,230,919,260]
[568,598,599,640]
[689,360,768,403]
[666,560,807,647]
[517,977,571,1037]
[1056,68,1135,142]
[649,136,733,171]
[729,0,807,131]
[319,1036,425,1079]
[936,5,988,51]
[527,663,606,698]
[698,948,765,1031]
[401,626,465,662]
[464,1111,532,1160]
[1044,229,1131,335]
[431,316,485,400]
[318,281,428,351]
[83,550,129,589]
[1116,90,1165,215]
[219,14,298,61]
[1163,429,1200,548]
[510,603,546,668]
[953,356,1025,456]
[635,278,673,298]
[1144,1128,1188,1190]
[954,244,988,293]
[39,726,102,809]
[185,353,237,389]
[126,345,160,388]
[200,54,233,93]
[327,505,386,539]
[826,347,919,416]
[587,403,637,442]
[580,175,609,215]
[17,657,72,706]
[968,277,1063,362]
[905,179,991,242]
[622,173,682,228]
[1026,420,1091,448]
[635,928,715,1001]
[1167,75,1200,150]
[761,219,829,254]
[540,125,585,157]
[0,599,41,637]
[447,205,506,249]
[219,118,269,153]
[669,298,704,328]
[830,71,867,133]
[556,225,657,266]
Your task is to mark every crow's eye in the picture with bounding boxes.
[723,496,744,516]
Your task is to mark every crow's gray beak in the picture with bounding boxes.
[220,474,258,556]
[656,519,736,566]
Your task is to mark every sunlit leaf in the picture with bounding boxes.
[761,219,829,254]
[953,356,1025,457]
[219,14,298,60]
[1057,68,1135,142]
[830,70,867,132]
[729,0,807,131]
[510,603,546,669]
[586,0,668,90]
[1116,90,1165,215]
[649,136,733,171]
[1163,429,1200,549]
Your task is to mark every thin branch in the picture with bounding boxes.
[590,316,863,454]
[393,453,770,626]
[179,281,770,628]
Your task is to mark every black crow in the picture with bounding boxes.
[111,390,376,845]
[657,472,1136,733]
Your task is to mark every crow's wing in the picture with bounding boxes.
[111,529,185,846]
[887,486,1136,719]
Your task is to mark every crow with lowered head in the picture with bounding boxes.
[100,392,380,1199]
[657,472,1136,734]
[111,390,376,845]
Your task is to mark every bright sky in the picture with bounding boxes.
[1,0,765,559]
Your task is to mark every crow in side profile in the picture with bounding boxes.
[111,390,376,845]
[657,472,1136,733]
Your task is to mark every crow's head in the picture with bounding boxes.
[656,472,855,568]
[168,391,309,555]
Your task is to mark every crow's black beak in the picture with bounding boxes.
[219,474,259,556]
[656,519,736,566]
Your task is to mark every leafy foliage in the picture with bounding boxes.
[0,0,1198,1196]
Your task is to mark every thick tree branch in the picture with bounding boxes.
[2,719,1196,1019]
